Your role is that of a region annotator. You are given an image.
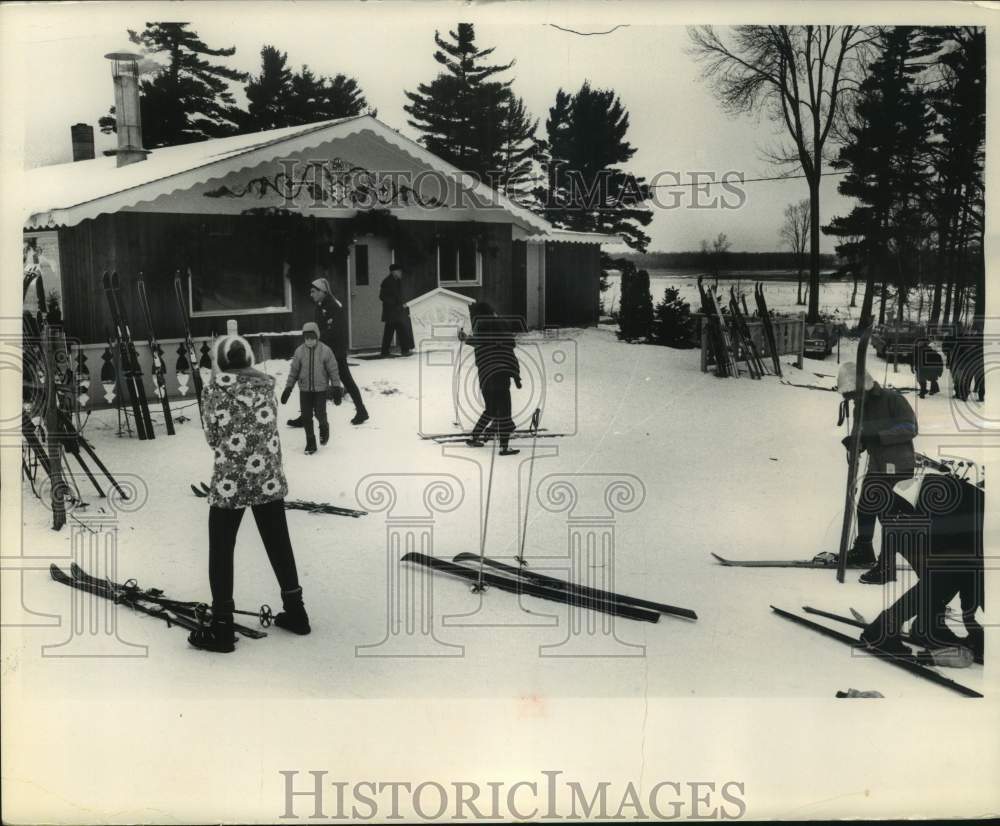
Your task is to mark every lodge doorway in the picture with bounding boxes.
[349,236,393,350]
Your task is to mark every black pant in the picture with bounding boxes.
[872,567,981,643]
[917,377,940,397]
[471,374,514,449]
[857,470,914,548]
[208,500,299,607]
[334,349,365,412]
[381,319,412,354]
[299,390,327,447]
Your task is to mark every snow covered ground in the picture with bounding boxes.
[7,327,991,702]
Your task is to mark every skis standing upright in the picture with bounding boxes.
[697,276,735,377]
[135,273,175,435]
[836,322,873,583]
[102,270,153,440]
[173,270,205,424]
[729,287,765,378]
[754,282,782,377]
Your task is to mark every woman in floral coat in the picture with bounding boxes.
[189,335,310,653]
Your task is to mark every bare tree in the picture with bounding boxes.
[700,232,731,289]
[780,199,810,304]
[688,25,874,322]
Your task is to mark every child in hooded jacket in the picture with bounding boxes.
[281,322,342,454]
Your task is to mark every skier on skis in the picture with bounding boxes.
[281,322,342,455]
[837,361,918,584]
[458,301,522,456]
[190,335,311,653]
[287,278,369,427]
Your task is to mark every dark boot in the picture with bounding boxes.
[844,538,876,568]
[859,550,896,585]
[319,422,329,446]
[859,626,910,658]
[351,409,369,425]
[910,612,964,650]
[188,601,236,653]
[286,416,304,428]
[274,587,311,635]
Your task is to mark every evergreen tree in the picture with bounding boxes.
[403,24,538,198]
[99,23,248,147]
[617,265,654,342]
[654,287,696,348]
[244,46,293,131]
[823,27,935,324]
[242,49,369,132]
[539,82,652,251]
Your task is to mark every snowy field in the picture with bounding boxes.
[604,271,869,325]
[7,327,991,702]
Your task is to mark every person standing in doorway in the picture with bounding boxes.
[287,278,369,426]
[379,263,412,357]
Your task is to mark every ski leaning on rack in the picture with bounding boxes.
[836,322,874,583]
[711,552,870,569]
[60,563,269,639]
[190,481,367,517]
[402,552,661,623]
[102,270,154,440]
[770,605,982,698]
[452,553,697,620]
[754,282,782,377]
[174,270,205,424]
[135,273,175,435]
[729,287,766,378]
[696,276,734,377]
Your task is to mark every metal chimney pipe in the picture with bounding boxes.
[70,123,95,161]
[104,49,149,167]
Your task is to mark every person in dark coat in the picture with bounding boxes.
[860,470,983,663]
[379,264,413,357]
[912,337,944,398]
[191,335,310,653]
[837,361,918,584]
[458,301,522,455]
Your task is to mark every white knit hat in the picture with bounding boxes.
[837,362,874,394]
[213,334,255,370]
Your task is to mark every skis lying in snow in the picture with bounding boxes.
[779,380,837,393]
[421,431,567,443]
[802,606,979,667]
[402,552,660,623]
[711,552,870,569]
[452,553,697,621]
[770,605,982,698]
[54,563,269,639]
[190,482,367,517]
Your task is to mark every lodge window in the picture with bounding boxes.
[190,217,292,316]
[354,244,370,286]
[437,238,482,286]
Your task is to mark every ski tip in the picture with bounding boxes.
[49,563,61,577]
[710,553,730,565]
[452,552,476,563]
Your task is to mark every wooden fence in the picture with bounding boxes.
[699,315,804,374]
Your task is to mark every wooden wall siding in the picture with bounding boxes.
[51,213,517,345]
[544,242,601,326]
[511,240,528,325]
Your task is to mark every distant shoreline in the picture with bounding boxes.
[604,268,843,282]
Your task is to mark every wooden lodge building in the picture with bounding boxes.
[24,114,618,385]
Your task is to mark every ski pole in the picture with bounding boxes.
[515,407,542,567]
[474,420,499,593]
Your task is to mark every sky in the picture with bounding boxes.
[11,3,855,254]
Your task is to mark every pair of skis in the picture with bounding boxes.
[711,552,871,569]
[102,271,156,440]
[771,605,982,698]
[728,286,767,379]
[697,276,736,377]
[403,552,697,624]
[174,270,206,424]
[753,283,782,377]
[190,481,368,518]
[50,563,269,640]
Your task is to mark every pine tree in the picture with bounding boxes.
[404,24,538,198]
[244,46,293,131]
[99,23,248,147]
[617,265,654,342]
[654,287,696,348]
[539,82,652,251]
[823,27,935,324]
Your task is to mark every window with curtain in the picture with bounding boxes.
[437,237,481,285]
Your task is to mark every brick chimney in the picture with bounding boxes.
[70,123,95,161]
[104,49,149,167]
